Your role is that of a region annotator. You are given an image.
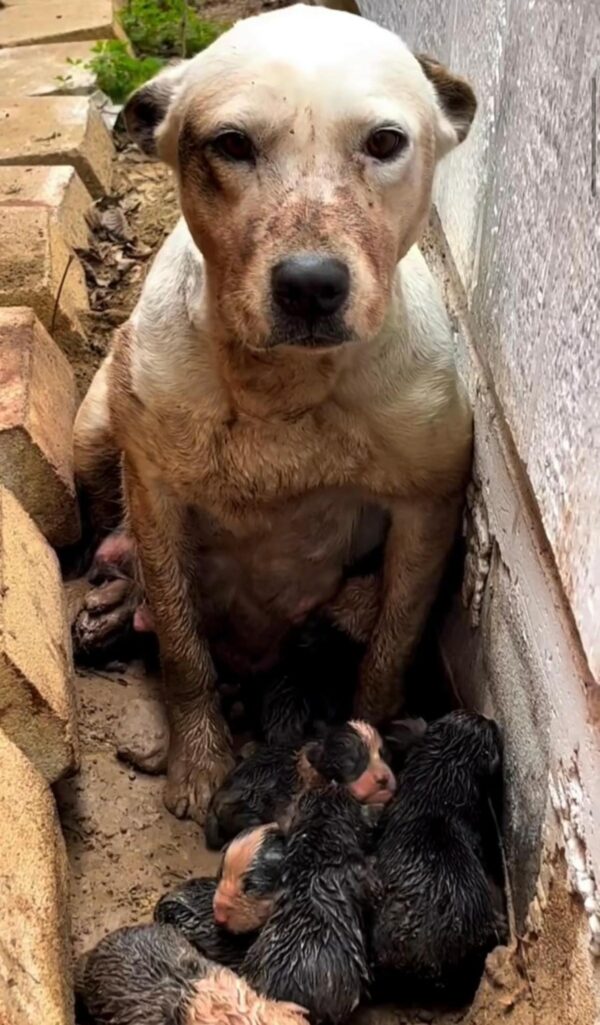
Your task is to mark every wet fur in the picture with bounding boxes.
[79,923,308,1025]
[73,5,476,823]
[371,711,506,997]
[154,879,253,970]
[242,787,372,1023]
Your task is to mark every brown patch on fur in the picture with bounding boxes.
[186,967,308,1025]
[415,54,477,142]
[214,824,278,933]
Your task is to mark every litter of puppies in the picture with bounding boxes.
[78,710,507,1024]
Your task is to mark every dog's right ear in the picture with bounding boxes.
[123,61,187,159]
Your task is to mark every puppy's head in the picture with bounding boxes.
[213,823,285,933]
[125,5,475,353]
[301,719,396,805]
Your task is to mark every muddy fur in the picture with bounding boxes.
[371,710,506,999]
[78,923,308,1025]
[73,3,476,825]
[242,786,372,1023]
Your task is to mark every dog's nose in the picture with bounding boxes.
[272,255,350,319]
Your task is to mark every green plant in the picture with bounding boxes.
[58,1,226,104]
[68,41,165,104]
[121,0,225,59]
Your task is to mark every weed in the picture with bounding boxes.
[59,0,226,104]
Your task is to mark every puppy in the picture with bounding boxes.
[155,824,285,968]
[371,710,505,998]
[73,3,476,824]
[205,720,395,849]
[242,786,372,1023]
[78,922,308,1025]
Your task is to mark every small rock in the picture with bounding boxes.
[114,696,169,775]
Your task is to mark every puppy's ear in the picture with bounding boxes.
[303,740,325,772]
[123,61,187,159]
[415,54,477,153]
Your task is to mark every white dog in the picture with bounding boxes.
[74,4,476,822]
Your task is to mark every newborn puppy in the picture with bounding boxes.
[381,716,428,774]
[155,825,285,967]
[372,710,505,998]
[79,922,308,1025]
[205,721,395,849]
[242,787,372,1023]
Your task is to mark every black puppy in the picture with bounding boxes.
[155,825,285,967]
[205,720,395,849]
[371,710,506,999]
[242,786,372,1024]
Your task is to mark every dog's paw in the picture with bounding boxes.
[72,577,139,662]
[164,734,234,824]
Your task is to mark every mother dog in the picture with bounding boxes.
[74,4,476,822]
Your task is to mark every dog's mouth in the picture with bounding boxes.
[267,317,356,350]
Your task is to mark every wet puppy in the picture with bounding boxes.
[79,922,308,1025]
[155,825,285,967]
[205,720,395,849]
[242,786,372,1023]
[371,710,505,998]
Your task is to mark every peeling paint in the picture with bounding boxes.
[550,759,600,956]
[462,479,493,627]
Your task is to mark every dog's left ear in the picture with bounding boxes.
[416,54,477,154]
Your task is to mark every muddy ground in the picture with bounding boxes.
[54,4,564,1021]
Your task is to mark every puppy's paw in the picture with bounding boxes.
[165,733,234,824]
[72,577,139,662]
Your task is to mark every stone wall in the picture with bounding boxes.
[357,0,600,992]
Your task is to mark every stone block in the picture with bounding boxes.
[0,486,79,783]
[0,96,114,197]
[0,0,125,49]
[0,307,81,546]
[0,41,97,98]
[0,731,73,1025]
[0,205,89,359]
[0,164,92,250]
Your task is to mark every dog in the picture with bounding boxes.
[371,711,506,999]
[78,922,308,1025]
[241,785,373,1023]
[204,720,395,848]
[154,823,285,967]
[73,4,476,822]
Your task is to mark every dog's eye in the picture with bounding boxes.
[212,131,255,162]
[365,128,408,161]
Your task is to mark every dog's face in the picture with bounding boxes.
[125,5,475,352]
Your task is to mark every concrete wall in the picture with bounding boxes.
[357,0,600,964]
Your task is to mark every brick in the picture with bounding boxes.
[0,308,81,546]
[0,731,73,1025]
[0,96,114,198]
[0,41,97,98]
[0,205,89,359]
[0,165,92,250]
[0,0,126,49]
[0,486,79,783]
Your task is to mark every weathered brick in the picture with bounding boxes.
[0,164,92,250]
[0,41,97,97]
[0,308,81,546]
[0,486,79,783]
[0,0,125,49]
[0,205,89,359]
[0,96,114,197]
[0,731,73,1025]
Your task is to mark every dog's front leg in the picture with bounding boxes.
[124,460,234,823]
[354,495,462,723]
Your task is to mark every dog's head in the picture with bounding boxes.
[125,4,476,353]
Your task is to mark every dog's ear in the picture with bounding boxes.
[123,61,188,158]
[415,54,477,154]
